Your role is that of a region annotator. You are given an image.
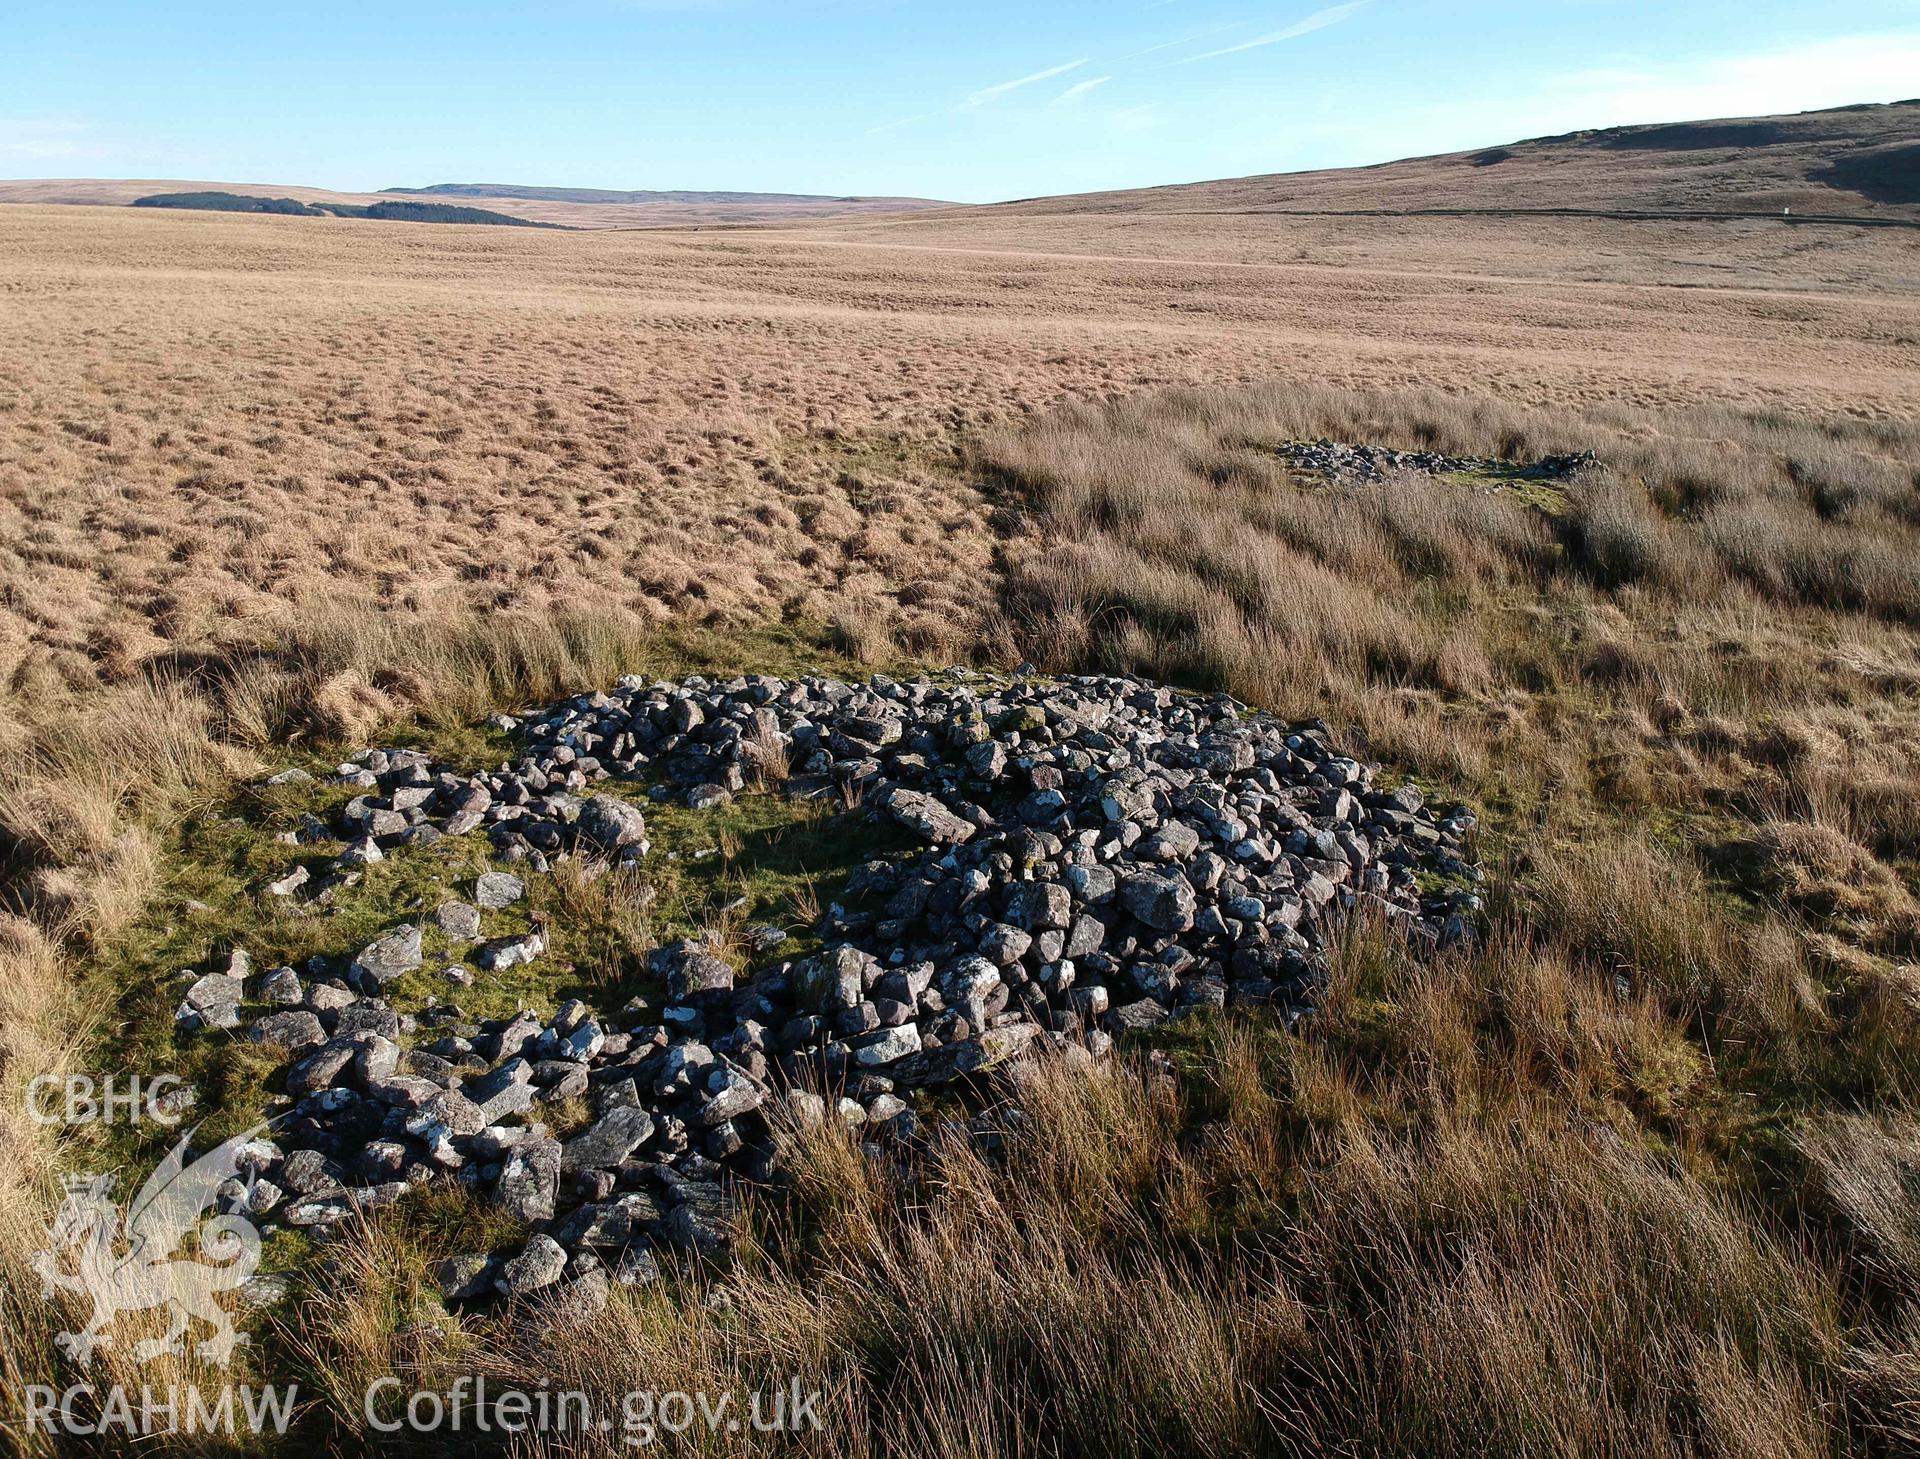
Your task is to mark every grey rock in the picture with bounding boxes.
[892,1024,1038,1088]
[498,1234,568,1295]
[351,925,423,988]
[615,1247,661,1286]
[661,1201,731,1257]
[694,1071,762,1127]
[438,1252,498,1304]
[1065,864,1117,904]
[562,1107,654,1172]
[552,1191,662,1248]
[474,872,526,909]
[435,901,482,941]
[880,787,975,845]
[238,1273,292,1308]
[286,1039,358,1096]
[1014,881,1073,932]
[249,1010,326,1050]
[497,1137,561,1222]
[183,970,245,1013]
[476,930,545,972]
[1109,998,1172,1031]
[577,794,648,854]
[284,1195,354,1227]
[1119,872,1198,934]
[653,941,735,1001]
[797,948,869,1013]
[256,966,303,1005]
[265,866,310,898]
[852,1023,923,1066]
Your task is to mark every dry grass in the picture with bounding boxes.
[273,917,1920,1456]
[0,200,1912,720]
[0,196,1913,1454]
[981,383,1920,971]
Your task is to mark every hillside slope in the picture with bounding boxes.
[983,99,1920,221]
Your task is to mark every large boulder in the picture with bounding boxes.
[576,795,648,855]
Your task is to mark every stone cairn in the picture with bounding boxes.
[175,670,1481,1312]
[1277,438,1596,485]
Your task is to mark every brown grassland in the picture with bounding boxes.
[0,161,1917,1457]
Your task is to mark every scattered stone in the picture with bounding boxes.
[175,666,1481,1311]
[265,866,310,898]
[256,966,303,1005]
[337,837,383,868]
[435,901,482,942]
[879,787,976,845]
[174,961,247,1031]
[474,872,526,910]
[1276,438,1596,487]
[351,925,423,989]
[475,930,545,972]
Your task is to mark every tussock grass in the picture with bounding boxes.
[0,201,1913,1454]
[272,918,1920,1456]
[981,383,1920,962]
[209,601,665,745]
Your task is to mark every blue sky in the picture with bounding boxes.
[3,1,1916,202]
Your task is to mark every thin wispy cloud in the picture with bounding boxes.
[961,59,1089,109]
[868,2,1361,139]
[1052,76,1113,106]
[865,110,941,136]
[1162,1,1371,66]
[868,57,1089,134]
[1111,21,1249,63]
[0,118,98,163]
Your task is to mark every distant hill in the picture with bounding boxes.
[132,191,320,216]
[385,183,930,207]
[334,200,562,227]
[0,179,952,229]
[130,190,564,227]
[983,99,1920,222]
[6,102,1912,233]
